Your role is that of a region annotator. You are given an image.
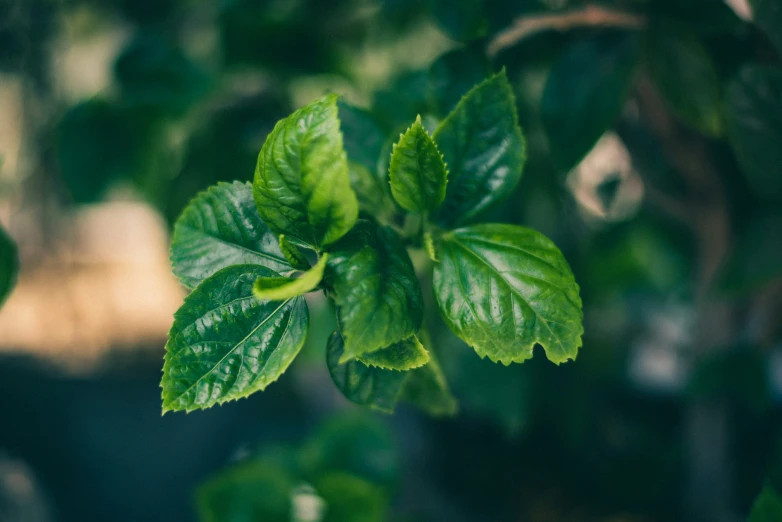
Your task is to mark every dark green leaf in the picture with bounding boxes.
[326,331,407,413]
[400,350,458,417]
[541,31,639,171]
[114,31,209,116]
[161,265,308,413]
[253,254,328,300]
[316,472,388,522]
[278,234,311,271]
[0,224,18,307]
[253,94,358,248]
[196,460,294,522]
[56,99,139,204]
[749,485,782,522]
[751,0,782,55]
[325,221,423,361]
[349,162,394,219]
[645,24,723,136]
[170,182,292,290]
[434,224,583,365]
[358,336,430,371]
[725,65,782,202]
[389,116,448,214]
[339,101,386,172]
[431,0,489,41]
[433,70,526,228]
[429,46,492,117]
[298,414,398,487]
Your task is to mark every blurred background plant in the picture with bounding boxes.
[1,0,781,521]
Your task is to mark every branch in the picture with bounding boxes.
[487,4,645,57]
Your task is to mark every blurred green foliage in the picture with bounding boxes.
[2,0,782,520]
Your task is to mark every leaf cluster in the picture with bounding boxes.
[161,70,583,414]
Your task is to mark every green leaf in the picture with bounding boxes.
[725,65,782,202]
[325,221,423,361]
[541,31,639,171]
[278,234,311,271]
[253,254,328,300]
[645,24,723,136]
[0,224,19,307]
[357,336,430,371]
[171,181,292,289]
[338,101,386,173]
[56,99,140,204]
[349,161,394,218]
[196,459,294,522]
[433,224,583,365]
[161,264,308,413]
[298,414,398,487]
[749,485,782,522]
[433,70,526,228]
[400,350,458,417]
[325,331,407,413]
[751,0,782,56]
[389,116,448,214]
[429,46,492,117]
[253,94,358,248]
[316,472,388,522]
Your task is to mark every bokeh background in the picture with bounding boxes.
[1,0,781,521]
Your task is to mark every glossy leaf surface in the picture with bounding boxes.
[389,116,448,214]
[162,265,308,413]
[358,336,430,371]
[725,65,782,202]
[253,94,358,248]
[325,221,423,361]
[434,224,583,365]
[326,331,407,413]
[171,182,291,289]
[433,70,525,227]
[278,234,311,271]
[253,254,328,301]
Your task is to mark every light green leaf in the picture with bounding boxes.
[171,181,292,289]
[433,224,583,365]
[541,32,639,172]
[400,349,458,417]
[278,234,311,271]
[325,221,423,362]
[326,331,407,413]
[358,336,430,371]
[253,94,358,248]
[253,254,328,301]
[161,264,308,413]
[316,472,388,522]
[749,485,782,522]
[389,115,448,214]
[196,459,294,522]
[0,224,19,307]
[433,70,526,228]
[645,24,723,136]
[725,65,782,202]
